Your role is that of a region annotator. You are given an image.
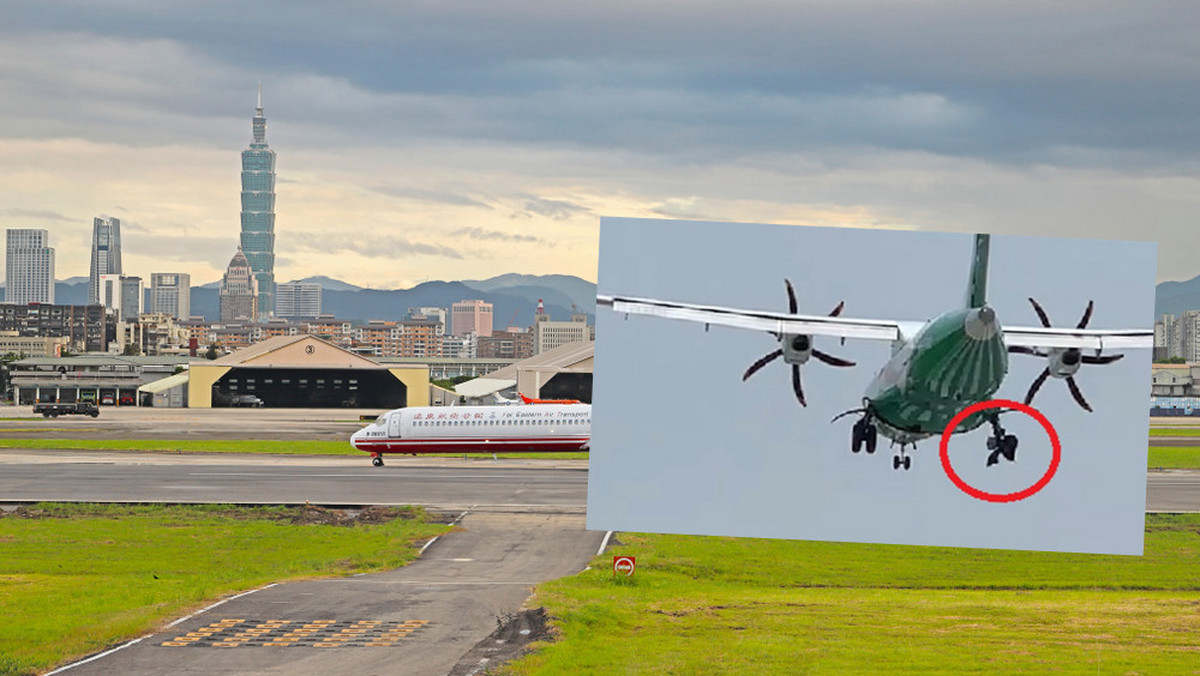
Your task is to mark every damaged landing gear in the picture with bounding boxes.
[985,415,1018,467]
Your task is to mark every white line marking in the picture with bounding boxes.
[597,530,614,556]
[46,583,277,673]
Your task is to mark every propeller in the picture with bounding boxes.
[1008,298,1124,412]
[742,279,855,406]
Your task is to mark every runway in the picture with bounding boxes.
[1,449,1196,512]
[0,451,588,510]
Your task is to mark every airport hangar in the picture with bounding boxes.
[186,335,430,409]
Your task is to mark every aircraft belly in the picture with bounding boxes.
[867,311,1007,442]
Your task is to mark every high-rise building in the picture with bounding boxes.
[4,229,55,304]
[119,276,143,322]
[276,281,321,319]
[96,274,143,322]
[89,217,122,305]
[240,84,276,320]
[451,300,493,337]
[149,273,191,320]
[219,248,258,323]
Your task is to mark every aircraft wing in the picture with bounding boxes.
[1001,326,1152,351]
[597,294,903,341]
[599,293,1153,351]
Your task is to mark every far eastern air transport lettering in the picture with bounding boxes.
[351,403,590,467]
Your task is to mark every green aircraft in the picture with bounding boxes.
[597,234,1152,471]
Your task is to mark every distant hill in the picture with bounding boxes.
[1155,274,1200,318]
[186,273,596,324]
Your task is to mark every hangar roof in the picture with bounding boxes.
[453,378,518,398]
[211,335,382,369]
[485,341,594,381]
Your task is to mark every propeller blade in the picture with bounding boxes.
[1076,300,1094,330]
[785,279,798,314]
[828,301,845,317]
[1081,353,1124,365]
[1066,376,1093,412]
[792,364,807,407]
[1028,298,1052,328]
[1008,345,1046,357]
[1024,368,1051,405]
[813,349,855,368]
[743,349,783,381]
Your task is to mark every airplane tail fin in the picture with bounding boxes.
[965,233,990,308]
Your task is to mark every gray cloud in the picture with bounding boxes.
[286,232,464,260]
[0,208,72,221]
[4,2,1200,165]
[513,196,589,221]
[370,184,492,209]
[449,226,549,245]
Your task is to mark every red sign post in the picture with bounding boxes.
[612,555,635,577]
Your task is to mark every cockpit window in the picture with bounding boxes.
[374,415,388,428]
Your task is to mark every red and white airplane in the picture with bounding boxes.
[350,403,591,466]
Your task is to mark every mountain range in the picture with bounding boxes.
[40,272,1200,324]
[50,273,597,325]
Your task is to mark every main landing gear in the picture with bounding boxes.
[985,415,1018,467]
[851,417,877,455]
[371,453,384,467]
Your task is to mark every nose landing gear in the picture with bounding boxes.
[371,453,384,467]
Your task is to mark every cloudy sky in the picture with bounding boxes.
[3,1,1199,288]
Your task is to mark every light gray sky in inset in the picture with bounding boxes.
[0,2,1198,288]
[589,217,1155,555]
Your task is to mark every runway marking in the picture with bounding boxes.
[161,619,429,647]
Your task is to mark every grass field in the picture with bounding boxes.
[1149,427,1200,436]
[507,515,1200,674]
[0,438,585,460]
[1147,446,1200,468]
[0,503,448,676]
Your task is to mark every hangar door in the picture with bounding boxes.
[539,373,593,403]
[212,368,406,408]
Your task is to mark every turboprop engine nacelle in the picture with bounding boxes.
[781,333,813,365]
[1046,347,1083,379]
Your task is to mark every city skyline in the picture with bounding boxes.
[3,3,1200,288]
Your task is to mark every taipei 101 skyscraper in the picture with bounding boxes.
[240,83,276,320]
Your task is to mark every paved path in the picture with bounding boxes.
[59,511,603,676]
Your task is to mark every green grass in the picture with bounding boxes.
[1147,446,1200,469]
[0,503,447,676]
[1149,427,1200,436]
[507,515,1200,674]
[0,438,585,460]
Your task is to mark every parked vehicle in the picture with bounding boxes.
[119,396,134,406]
[34,402,99,418]
[230,394,264,408]
[100,395,114,405]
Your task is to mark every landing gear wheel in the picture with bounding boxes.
[1001,435,1018,462]
[893,455,901,470]
[864,424,877,454]
[371,456,384,467]
[903,455,912,471]
[851,420,865,453]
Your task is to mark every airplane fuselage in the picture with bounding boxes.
[864,306,1008,445]
[351,403,592,457]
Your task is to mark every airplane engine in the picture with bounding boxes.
[1009,298,1124,412]
[741,279,855,406]
[780,333,813,365]
[1045,347,1083,379]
